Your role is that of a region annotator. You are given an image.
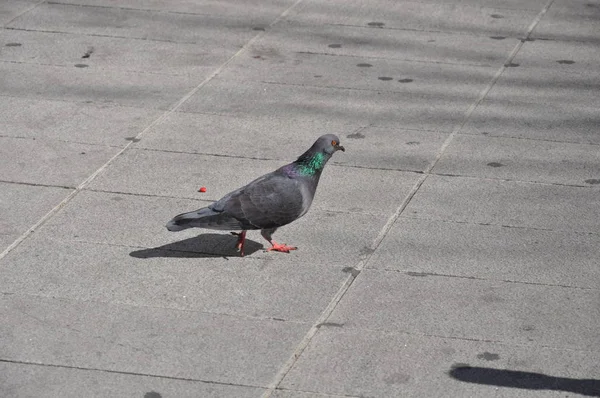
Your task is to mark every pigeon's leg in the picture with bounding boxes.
[261,228,297,253]
[231,231,247,256]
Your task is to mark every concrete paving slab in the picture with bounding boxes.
[271,390,359,398]
[404,174,600,232]
[0,361,264,398]
[433,134,600,186]
[0,136,120,187]
[220,49,496,97]
[0,96,161,146]
[461,97,600,145]
[531,0,600,42]
[0,293,308,387]
[257,21,519,66]
[0,182,71,252]
[0,236,348,322]
[0,61,201,109]
[87,148,421,214]
[7,2,261,44]
[326,269,600,349]
[137,112,450,171]
[511,39,600,74]
[36,190,389,264]
[0,0,38,26]
[288,0,537,37]
[179,78,476,132]
[56,0,296,22]
[367,217,600,289]
[281,327,600,397]
[0,29,235,75]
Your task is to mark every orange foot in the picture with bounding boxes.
[266,242,297,253]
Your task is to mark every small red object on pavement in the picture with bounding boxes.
[198,186,207,193]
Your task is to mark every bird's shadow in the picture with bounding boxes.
[129,233,264,259]
[449,365,600,397]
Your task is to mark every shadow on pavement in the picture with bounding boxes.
[129,234,264,259]
[449,365,600,397]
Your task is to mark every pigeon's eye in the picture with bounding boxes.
[331,140,337,146]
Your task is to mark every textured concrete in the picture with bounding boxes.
[1,0,599,397]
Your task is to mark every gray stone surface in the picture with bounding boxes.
[433,134,600,185]
[326,269,600,349]
[1,0,599,397]
[368,216,600,289]
[0,235,349,322]
[405,175,600,233]
[37,190,389,264]
[0,136,120,187]
[0,361,264,398]
[0,293,308,387]
[0,182,72,252]
[87,148,422,213]
[282,327,600,397]
[0,96,161,146]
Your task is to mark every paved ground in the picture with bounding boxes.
[1,0,599,397]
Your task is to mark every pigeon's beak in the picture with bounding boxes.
[335,144,345,152]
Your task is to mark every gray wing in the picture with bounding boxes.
[210,172,306,230]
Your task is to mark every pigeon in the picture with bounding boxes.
[166,134,345,256]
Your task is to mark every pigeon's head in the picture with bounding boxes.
[314,134,345,155]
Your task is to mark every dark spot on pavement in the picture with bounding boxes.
[427,39,435,42]
[317,322,344,328]
[378,76,393,81]
[505,63,519,67]
[406,271,429,277]
[398,78,413,83]
[383,373,411,384]
[144,392,162,398]
[252,26,265,31]
[81,47,94,59]
[585,179,600,184]
[342,267,360,277]
[328,43,342,48]
[557,59,575,64]
[406,141,420,145]
[490,14,504,18]
[125,136,141,142]
[522,325,535,331]
[347,132,365,139]
[314,75,322,78]
[252,55,262,59]
[490,36,506,40]
[367,22,385,27]
[112,196,124,201]
[357,63,372,67]
[74,64,88,68]
[586,3,599,7]
[5,42,22,47]
[360,246,375,256]
[477,352,500,361]
[487,162,504,167]
[272,317,285,321]
[80,152,86,155]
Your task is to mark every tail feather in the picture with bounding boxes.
[166,207,242,231]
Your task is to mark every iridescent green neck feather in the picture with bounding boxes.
[297,152,326,176]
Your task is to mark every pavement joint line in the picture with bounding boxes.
[307,324,600,354]
[398,215,600,237]
[2,26,198,45]
[3,289,311,326]
[457,131,600,147]
[0,179,75,190]
[2,0,47,28]
[294,51,494,68]
[83,187,214,202]
[0,59,200,78]
[261,3,556,396]
[0,134,127,149]
[0,358,266,390]
[0,0,305,264]
[364,268,599,292]
[431,172,593,189]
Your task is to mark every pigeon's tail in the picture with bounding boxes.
[166,207,243,232]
